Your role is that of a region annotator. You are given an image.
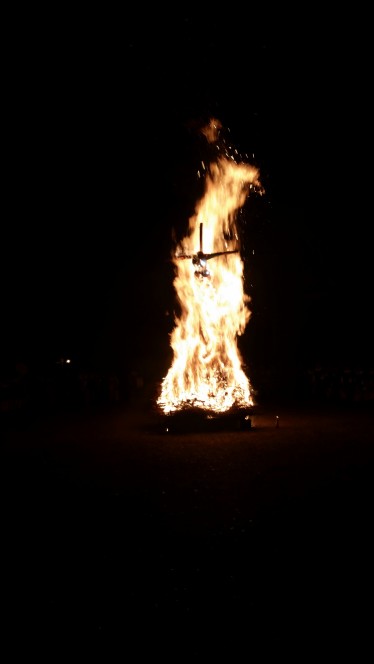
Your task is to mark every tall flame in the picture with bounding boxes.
[157,120,263,414]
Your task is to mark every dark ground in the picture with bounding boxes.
[1,394,374,658]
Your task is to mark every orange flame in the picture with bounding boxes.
[157,122,263,414]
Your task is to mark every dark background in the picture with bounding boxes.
[2,11,373,396]
[2,13,373,657]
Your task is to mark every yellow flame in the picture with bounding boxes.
[157,131,262,414]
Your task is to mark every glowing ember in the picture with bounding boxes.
[157,119,263,414]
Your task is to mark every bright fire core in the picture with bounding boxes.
[157,121,263,414]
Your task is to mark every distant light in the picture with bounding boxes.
[66,359,71,364]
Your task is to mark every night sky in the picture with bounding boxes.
[3,12,373,385]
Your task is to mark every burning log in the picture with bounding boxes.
[158,404,254,434]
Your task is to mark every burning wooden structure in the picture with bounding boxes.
[156,119,263,432]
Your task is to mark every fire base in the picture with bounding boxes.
[157,406,254,434]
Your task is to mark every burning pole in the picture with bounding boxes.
[157,119,264,422]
